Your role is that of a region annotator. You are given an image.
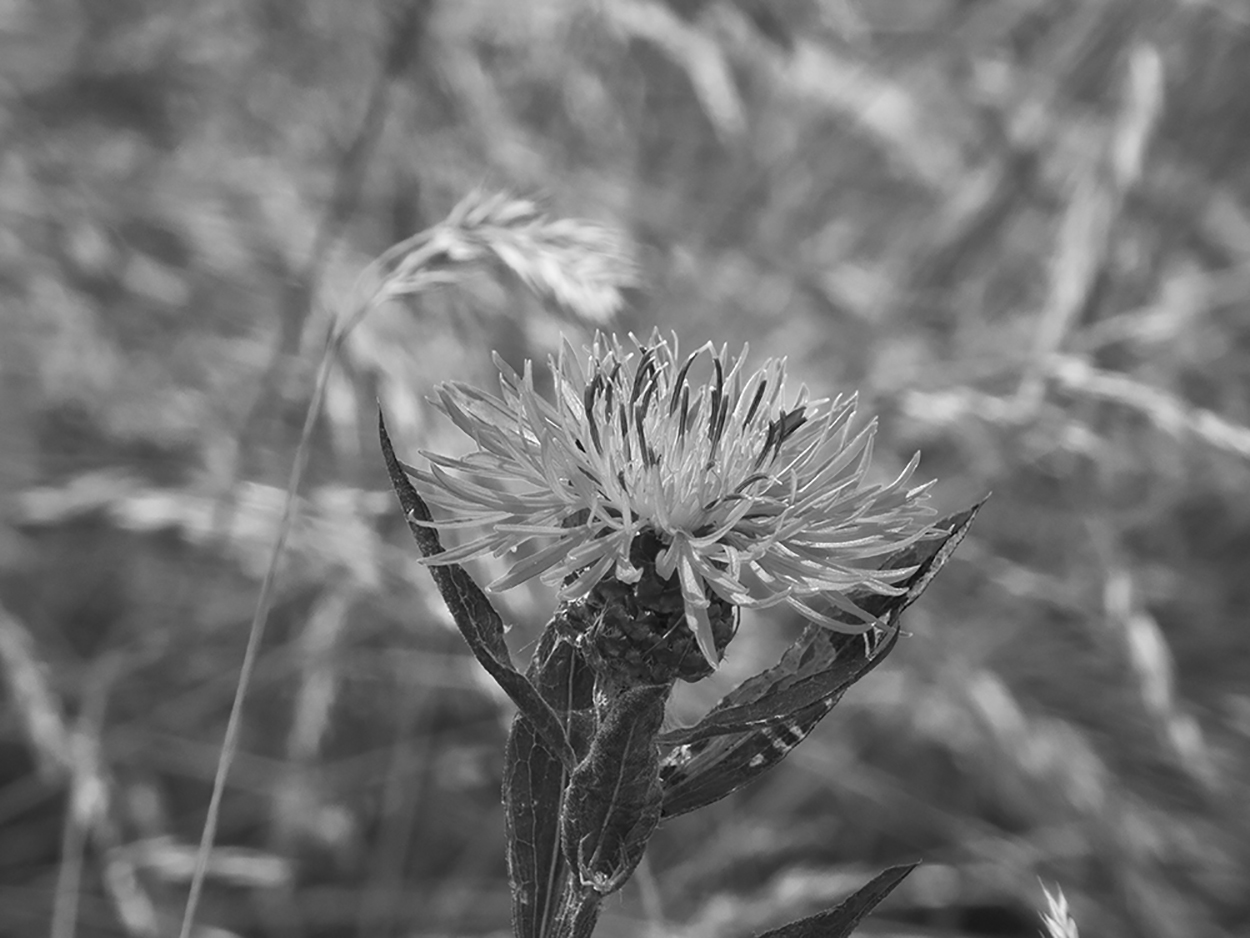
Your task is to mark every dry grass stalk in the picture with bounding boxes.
[0,604,160,937]
[1102,568,1216,787]
[901,347,1250,467]
[603,0,746,138]
[769,40,964,188]
[119,836,291,889]
[1051,354,1250,461]
[0,601,72,779]
[963,670,1109,815]
[272,585,355,851]
[68,670,161,938]
[1019,43,1164,408]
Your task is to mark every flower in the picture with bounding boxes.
[406,333,935,666]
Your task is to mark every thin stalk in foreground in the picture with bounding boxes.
[177,331,337,938]
[177,190,634,938]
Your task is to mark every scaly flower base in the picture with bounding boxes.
[559,530,739,689]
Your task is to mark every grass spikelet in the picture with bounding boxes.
[1039,883,1079,938]
[368,189,637,325]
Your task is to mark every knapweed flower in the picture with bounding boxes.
[407,333,935,668]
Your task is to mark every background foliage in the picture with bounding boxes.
[3,1,1250,936]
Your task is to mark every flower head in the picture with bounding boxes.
[408,333,935,666]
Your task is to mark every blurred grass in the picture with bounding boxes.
[2,1,1250,936]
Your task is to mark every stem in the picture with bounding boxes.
[549,880,601,938]
[177,332,337,938]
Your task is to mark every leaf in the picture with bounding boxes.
[504,619,595,938]
[855,500,986,618]
[659,502,982,818]
[560,684,668,896]
[379,409,577,771]
[547,884,602,938]
[660,501,983,747]
[751,863,918,938]
[658,626,899,819]
[657,623,896,750]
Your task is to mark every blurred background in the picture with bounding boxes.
[3,1,1250,936]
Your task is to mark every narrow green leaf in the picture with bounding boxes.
[547,881,602,938]
[658,626,899,819]
[752,863,918,938]
[660,501,982,747]
[659,503,982,818]
[379,409,576,771]
[561,684,667,896]
[505,620,595,938]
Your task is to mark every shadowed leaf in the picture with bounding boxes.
[505,620,594,938]
[561,684,667,896]
[380,409,577,770]
[752,863,918,938]
[658,626,899,819]
[548,884,602,938]
[659,503,982,817]
[660,501,983,747]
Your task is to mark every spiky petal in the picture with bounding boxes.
[406,332,935,666]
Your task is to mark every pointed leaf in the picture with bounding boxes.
[380,410,576,770]
[561,684,667,896]
[659,503,982,817]
[660,501,983,747]
[658,623,895,749]
[752,863,918,938]
[659,626,898,819]
[854,500,985,618]
[505,620,596,938]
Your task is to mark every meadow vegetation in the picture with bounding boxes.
[2,2,1249,936]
